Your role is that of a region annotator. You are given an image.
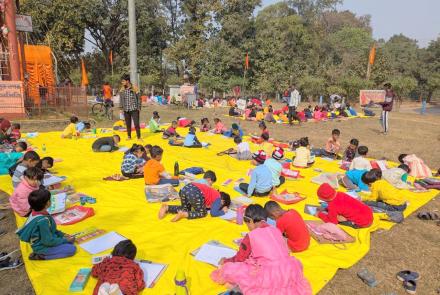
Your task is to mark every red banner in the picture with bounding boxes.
[359,89,385,106]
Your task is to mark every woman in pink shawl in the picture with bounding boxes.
[211,204,312,295]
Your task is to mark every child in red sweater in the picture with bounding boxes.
[91,240,145,295]
[315,183,373,228]
[158,182,231,222]
[264,201,310,252]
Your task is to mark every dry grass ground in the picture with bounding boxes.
[1,102,439,295]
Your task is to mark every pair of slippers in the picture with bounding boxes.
[0,250,23,271]
[357,269,419,294]
[417,211,440,226]
[397,270,419,294]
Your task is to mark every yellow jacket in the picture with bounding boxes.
[363,179,406,206]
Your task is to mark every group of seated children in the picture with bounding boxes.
[0,141,27,175]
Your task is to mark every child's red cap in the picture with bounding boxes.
[317,183,336,202]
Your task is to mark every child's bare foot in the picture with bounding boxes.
[158,204,168,219]
[171,211,187,222]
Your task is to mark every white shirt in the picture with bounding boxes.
[237,142,250,154]
[349,156,372,171]
[289,89,300,107]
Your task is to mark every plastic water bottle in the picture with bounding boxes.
[174,161,179,177]
[236,206,244,225]
[42,144,46,153]
[175,269,189,295]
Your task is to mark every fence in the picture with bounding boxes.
[23,86,89,119]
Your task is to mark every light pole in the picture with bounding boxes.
[128,0,138,86]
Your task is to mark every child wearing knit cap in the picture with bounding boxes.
[315,183,373,228]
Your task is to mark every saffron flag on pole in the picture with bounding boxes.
[109,50,113,65]
[81,58,89,86]
[368,43,376,65]
[245,53,250,70]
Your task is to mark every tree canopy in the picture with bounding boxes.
[21,0,440,100]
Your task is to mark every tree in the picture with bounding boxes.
[382,34,419,76]
[287,0,341,22]
[320,10,371,34]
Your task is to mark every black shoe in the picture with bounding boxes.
[29,253,45,260]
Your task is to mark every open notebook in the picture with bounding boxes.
[42,174,66,187]
[136,260,168,288]
[79,232,126,254]
[194,243,236,267]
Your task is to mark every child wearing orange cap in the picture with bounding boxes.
[315,183,373,228]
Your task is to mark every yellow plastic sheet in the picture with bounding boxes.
[0,130,437,295]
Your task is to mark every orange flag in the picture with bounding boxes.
[109,50,113,65]
[245,53,250,70]
[369,43,376,65]
[81,58,89,86]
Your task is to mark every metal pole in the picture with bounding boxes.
[128,0,138,86]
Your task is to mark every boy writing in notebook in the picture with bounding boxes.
[264,201,310,252]
[16,188,76,260]
[92,240,145,295]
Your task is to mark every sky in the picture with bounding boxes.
[262,0,440,47]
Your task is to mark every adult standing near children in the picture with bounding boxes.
[288,85,301,125]
[379,83,395,135]
[119,74,142,140]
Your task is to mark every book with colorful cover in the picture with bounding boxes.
[74,227,107,244]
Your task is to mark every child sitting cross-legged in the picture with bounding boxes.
[144,146,180,186]
[10,167,44,217]
[342,138,359,163]
[162,121,181,139]
[183,127,204,148]
[211,204,312,295]
[91,240,145,295]
[158,183,231,222]
[212,118,227,134]
[149,111,163,133]
[234,136,252,160]
[16,188,76,260]
[121,144,146,179]
[200,118,211,132]
[349,146,372,171]
[264,201,310,252]
[292,137,314,168]
[223,123,243,138]
[239,150,273,197]
[315,183,373,228]
[313,129,341,159]
[264,147,286,188]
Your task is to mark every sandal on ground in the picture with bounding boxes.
[397,270,420,282]
[0,258,23,271]
[417,211,439,221]
[403,280,417,294]
[357,268,378,287]
[0,249,21,262]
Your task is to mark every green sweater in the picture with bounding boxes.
[149,118,160,132]
[16,213,68,254]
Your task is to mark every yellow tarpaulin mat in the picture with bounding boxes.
[0,130,437,295]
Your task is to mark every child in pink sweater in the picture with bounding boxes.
[10,167,44,216]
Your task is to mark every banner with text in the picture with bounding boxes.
[0,81,25,116]
[359,90,385,106]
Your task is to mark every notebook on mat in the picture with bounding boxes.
[194,243,236,267]
[136,260,168,288]
[79,232,126,254]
